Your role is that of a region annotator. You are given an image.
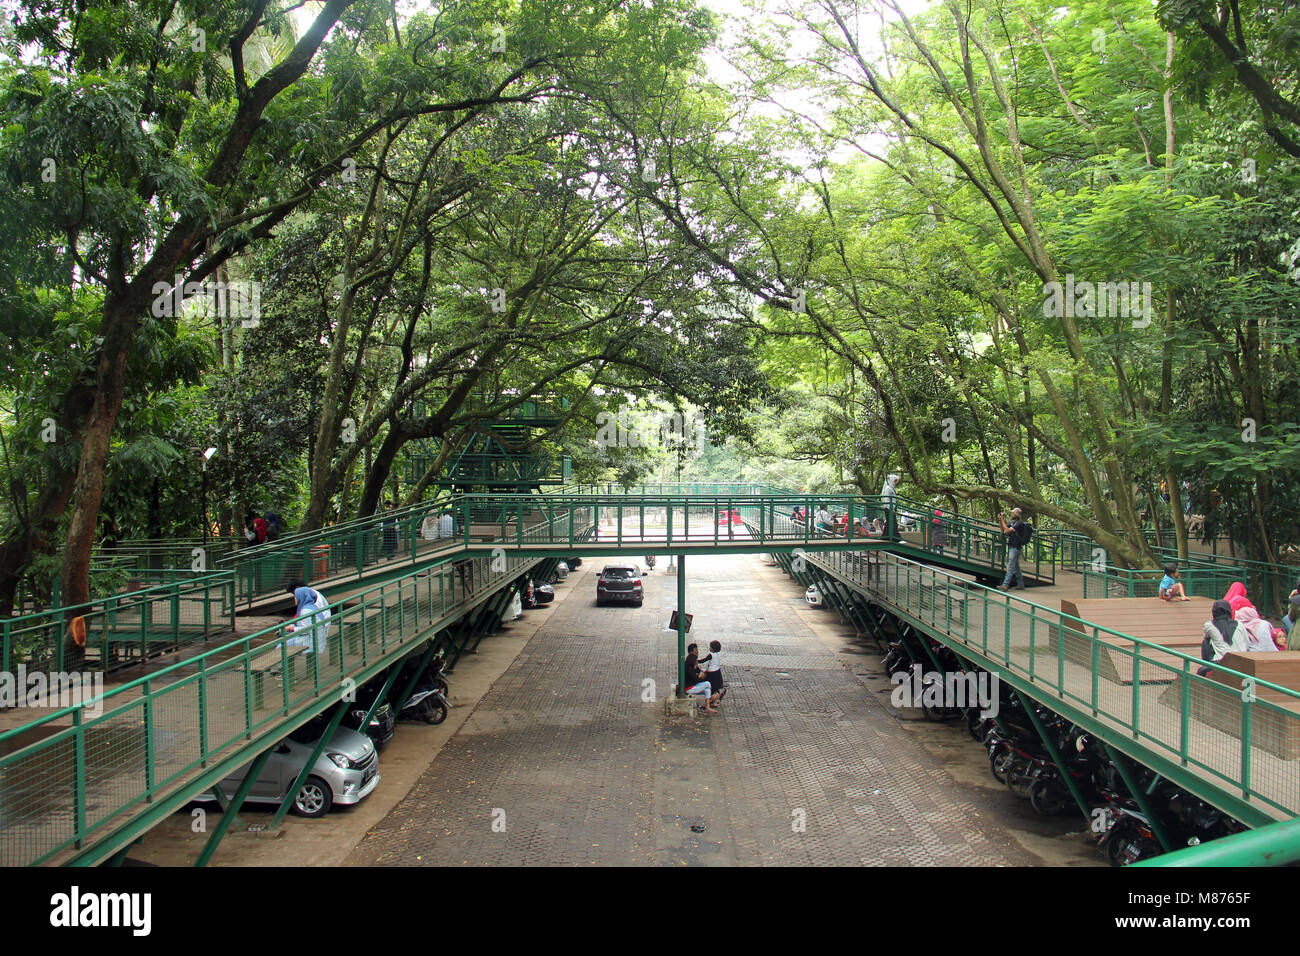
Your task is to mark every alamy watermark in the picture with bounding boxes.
[594,408,707,451]
[1,667,104,715]
[890,664,999,717]
[1042,274,1153,327]
[151,275,262,326]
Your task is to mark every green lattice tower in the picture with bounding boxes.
[402,396,571,518]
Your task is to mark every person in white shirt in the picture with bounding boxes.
[814,506,831,533]
[437,511,455,538]
[698,640,724,708]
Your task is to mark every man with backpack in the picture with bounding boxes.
[997,507,1032,591]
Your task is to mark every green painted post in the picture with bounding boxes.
[198,656,209,765]
[143,680,154,800]
[1091,638,1100,715]
[1241,693,1252,798]
[73,708,86,848]
[1180,662,1191,764]
[197,746,275,866]
[243,640,254,738]
[1028,604,1037,676]
[677,554,687,697]
[1131,648,1141,736]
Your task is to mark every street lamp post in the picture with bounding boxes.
[201,447,217,546]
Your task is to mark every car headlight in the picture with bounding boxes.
[327,752,353,769]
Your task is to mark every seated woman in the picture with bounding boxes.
[1199,599,1249,675]
[683,643,717,714]
[1236,606,1280,652]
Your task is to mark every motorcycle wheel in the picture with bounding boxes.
[432,677,450,696]
[989,749,1015,784]
[421,699,449,725]
[967,714,985,742]
[1006,765,1035,798]
[1028,777,1070,816]
[1103,821,1136,866]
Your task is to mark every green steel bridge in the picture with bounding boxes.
[1,482,1294,866]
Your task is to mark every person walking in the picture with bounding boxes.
[381,499,399,558]
[930,509,947,552]
[996,507,1032,591]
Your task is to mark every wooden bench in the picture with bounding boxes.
[1158,651,1300,760]
[1055,597,1212,684]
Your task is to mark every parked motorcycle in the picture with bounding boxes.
[391,658,450,725]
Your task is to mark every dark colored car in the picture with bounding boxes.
[524,580,555,607]
[596,565,643,607]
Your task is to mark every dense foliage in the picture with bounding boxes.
[1,0,1296,610]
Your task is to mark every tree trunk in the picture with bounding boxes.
[358,420,409,518]
[60,301,137,610]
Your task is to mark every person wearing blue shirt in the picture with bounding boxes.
[1159,563,1190,602]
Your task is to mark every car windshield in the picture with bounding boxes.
[602,568,636,579]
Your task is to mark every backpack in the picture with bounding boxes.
[1017,522,1033,546]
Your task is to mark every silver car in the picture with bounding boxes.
[197,725,380,818]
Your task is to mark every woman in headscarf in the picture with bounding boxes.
[285,578,331,655]
[1235,605,1278,652]
[1223,582,1252,615]
[1199,599,1249,675]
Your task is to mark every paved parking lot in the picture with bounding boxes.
[347,554,1046,866]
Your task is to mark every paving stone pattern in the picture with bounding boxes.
[347,555,1034,866]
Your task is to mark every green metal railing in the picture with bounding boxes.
[1081,565,1244,599]
[219,495,594,608]
[218,501,459,607]
[2,573,236,675]
[805,547,1300,824]
[0,547,541,867]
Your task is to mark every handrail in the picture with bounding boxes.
[2,572,236,674]
[0,540,559,866]
[804,544,1300,822]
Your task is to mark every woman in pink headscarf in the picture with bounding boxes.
[1223,582,1253,615]
[1235,605,1279,652]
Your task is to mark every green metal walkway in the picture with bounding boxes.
[2,482,1294,866]
[793,548,1300,826]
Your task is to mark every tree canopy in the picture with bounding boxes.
[1,0,1296,611]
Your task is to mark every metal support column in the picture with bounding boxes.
[267,699,350,831]
[1103,742,1176,853]
[676,554,687,697]
[1015,689,1092,821]
[196,746,275,867]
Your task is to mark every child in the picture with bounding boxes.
[1160,564,1190,602]
[700,640,725,706]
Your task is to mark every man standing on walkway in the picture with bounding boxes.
[880,474,900,537]
[997,508,1031,590]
